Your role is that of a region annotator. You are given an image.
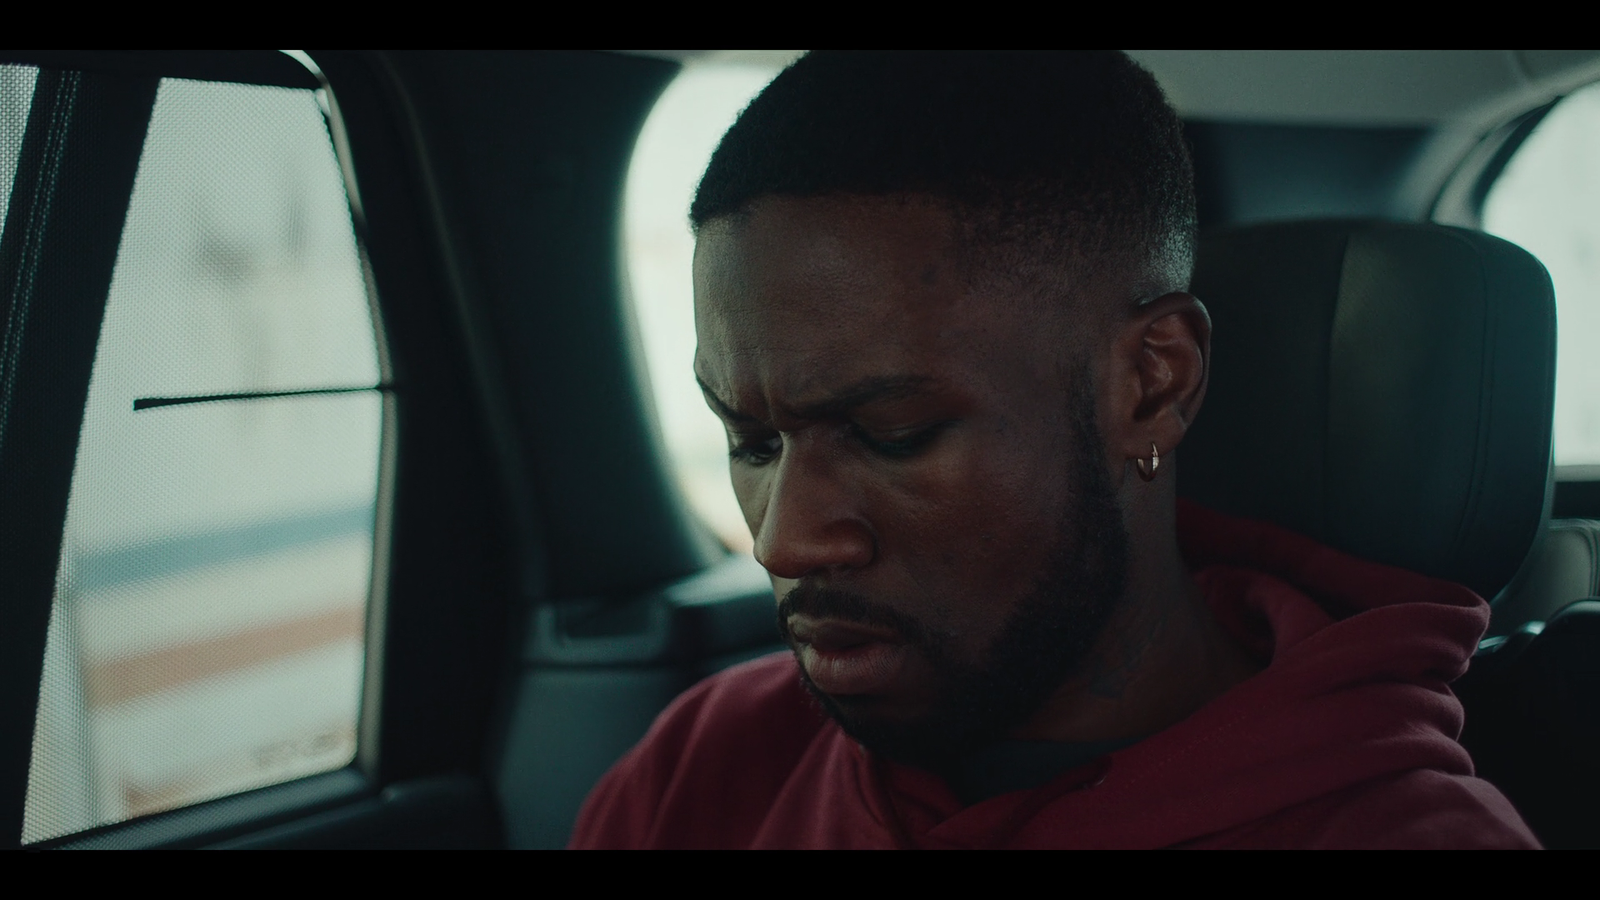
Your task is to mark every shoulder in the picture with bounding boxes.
[568,651,831,849]
[633,651,825,779]
[1330,770,1540,849]
[1206,769,1541,849]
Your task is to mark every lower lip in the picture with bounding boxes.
[798,641,909,696]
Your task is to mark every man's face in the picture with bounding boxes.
[693,195,1128,764]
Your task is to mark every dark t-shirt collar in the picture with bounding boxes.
[937,737,1144,806]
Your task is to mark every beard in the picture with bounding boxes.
[776,389,1129,768]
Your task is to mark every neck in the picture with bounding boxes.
[1008,505,1261,744]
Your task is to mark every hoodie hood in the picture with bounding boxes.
[871,500,1500,848]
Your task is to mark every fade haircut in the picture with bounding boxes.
[691,51,1196,310]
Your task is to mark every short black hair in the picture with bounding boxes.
[691,51,1196,303]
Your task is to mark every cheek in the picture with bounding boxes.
[858,446,1066,657]
[871,434,1067,581]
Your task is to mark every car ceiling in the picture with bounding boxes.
[626,50,1600,129]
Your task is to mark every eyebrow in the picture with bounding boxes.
[696,374,936,425]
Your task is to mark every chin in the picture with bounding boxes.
[796,665,975,767]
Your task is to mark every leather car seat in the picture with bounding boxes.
[1491,517,1600,634]
[1182,219,1555,602]
[1182,219,1600,848]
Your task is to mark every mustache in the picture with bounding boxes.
[776,583,932,645]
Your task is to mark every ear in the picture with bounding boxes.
[1103,292,1210,480]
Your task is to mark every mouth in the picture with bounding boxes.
[787,614,910,696]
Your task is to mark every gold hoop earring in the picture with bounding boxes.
[1135,443,1160,482]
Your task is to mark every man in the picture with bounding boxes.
[569,51,1539,848]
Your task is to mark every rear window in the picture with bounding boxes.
[1481,81,1600,475]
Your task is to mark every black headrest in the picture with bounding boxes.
[1180,220,1556,602]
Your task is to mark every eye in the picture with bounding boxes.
[729,433,782,465]
[852,422,948,459]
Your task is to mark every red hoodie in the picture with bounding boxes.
[569,502,1540,849]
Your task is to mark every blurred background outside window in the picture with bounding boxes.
[0,65,34,246]
[1482,80,1600,474]
[22,74,384,844]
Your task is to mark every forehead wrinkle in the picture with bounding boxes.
[778,374,938,421]
[694,196,1069,426]
[694,374,756,426]
[700,363,941,429]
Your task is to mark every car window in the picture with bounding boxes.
[22,72,385,844]
[0,64,37,244]
[623,59,789,553]
[1481,81,1600,475]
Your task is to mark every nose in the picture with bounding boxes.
[749,437,875,580]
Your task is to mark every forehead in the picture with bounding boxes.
[692,196,1059,406]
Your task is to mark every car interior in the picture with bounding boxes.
[2,49,1597,850]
